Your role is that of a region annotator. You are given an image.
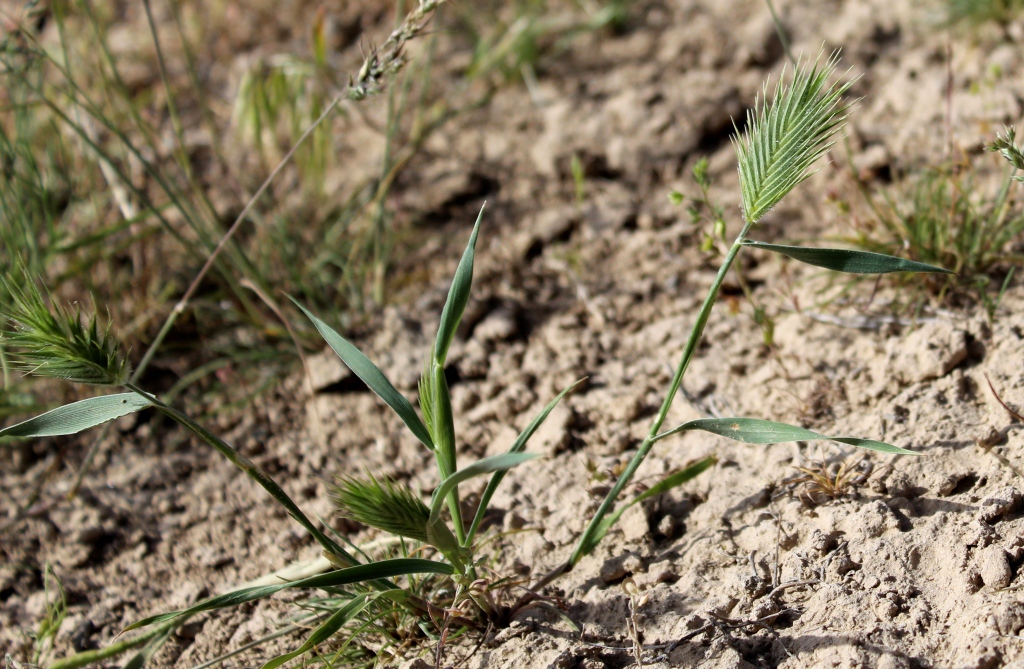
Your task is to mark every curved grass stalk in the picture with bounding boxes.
[121,382,364,571]
[550,220,752,583]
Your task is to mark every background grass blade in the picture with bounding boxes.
[259,594,377,669]
[742,241,954,274]
[291,298,433,449]
[124,559,453,631]
[655,417,917,455]
[433,206,484,365]
[0,394,150,439]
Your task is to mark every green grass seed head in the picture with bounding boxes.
[330,473,431,543]
[733,51,856,224]
[0,275,129,386]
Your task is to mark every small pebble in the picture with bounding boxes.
[976,546,1013,589]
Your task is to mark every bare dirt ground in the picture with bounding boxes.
[5,1,1024,668]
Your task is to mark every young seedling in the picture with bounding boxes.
[0,207,579,668]
[530,52,951,589]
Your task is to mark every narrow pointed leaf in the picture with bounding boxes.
[654,417,917,455]
[433,205,484,365]
[428,360,462,540]
[630,456,719,506]
[428,452,539,527]
[466,379,585,544]
[121,624,176,669]
[742,241,953,274]
[0,393,150,439]
[260,592,405,669]
[290,298,432,449]
[580,456,717,555]
[261,602,365,669]
[123,559,453,631]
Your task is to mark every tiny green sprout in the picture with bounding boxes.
[1,276,129,386]
[571,153,586,204]
[692,156,710,189]
[668,189,684,206]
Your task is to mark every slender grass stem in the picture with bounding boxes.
[67,96,343,496]
[142,0,192,182]
[44,617,182,669]
[540,220,754,585]
[764,0,796,66]
[121,383,356,562]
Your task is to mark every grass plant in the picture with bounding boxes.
[942,0,1024,26]
[2,53,954,669]
[532,53,949,588]
[842,142,1024,310]
[1,207,581,668]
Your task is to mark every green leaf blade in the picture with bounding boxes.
[630,456,718,505]
[428,452,539,527]
[655,417,916,455]
[0,394,150,439]
[260,595,377,669]
[465,379,585,545]
[742,241,954,274]
[428,360,462,541]
[580,456,717,554]
[124,559,453,631]
[830,437,918,455]
[433,206,484,365]
[290,298,432,449]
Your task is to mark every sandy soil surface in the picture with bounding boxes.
[5,1,1024,668]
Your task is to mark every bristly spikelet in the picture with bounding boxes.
[0,276,129,386]
[732,51,856,224]
[987,126,1024,181]
[330,473,430,543]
